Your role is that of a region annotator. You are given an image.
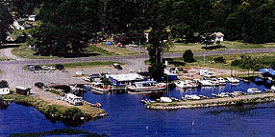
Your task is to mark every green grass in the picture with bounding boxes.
[165,41,275,53]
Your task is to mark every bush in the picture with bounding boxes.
[63,107,83,120]
[231,59,242,66]
[183,50,196,63]
[214,56,226,63]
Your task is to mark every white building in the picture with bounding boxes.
[0,88,10,95]
[106,73,145,87]
[213,32,224,42]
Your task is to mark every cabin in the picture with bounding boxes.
[28,15,37,21]
[213,32,224,42]
[16,86,31,95]
[106,73,146,87]
[0,88,10,95]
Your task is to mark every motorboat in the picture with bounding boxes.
[226,77,240,83]
[127,81,167,92]
[184,94,201,100]
[200,80,214,86]
[271,85,275,91]
[159,97,173,103]
[88,81,109,94]
[209,78,220,86]
[63,93,82,106]
[217,77,226,85]
[200,69,216,78]
[175,80,197,88]
[229,91,245,97]
[212,92,229,98]
[247,88,261,94]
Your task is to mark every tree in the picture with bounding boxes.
[240,54,256,76]
[0,4,13,42]
[183,50,196,63]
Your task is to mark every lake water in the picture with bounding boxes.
[1,81,275,136]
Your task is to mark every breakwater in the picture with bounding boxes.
[147,93,275,110]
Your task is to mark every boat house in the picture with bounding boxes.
[16,87,31,95]
[106,73,146,87]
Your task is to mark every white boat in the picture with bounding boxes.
[200,69,216,78]
[217,77,226,85]
[212,92,229,98]
[63,93,82,106]
[271,85,275,91]
[226,77,240,83]
[88,82,109,94]
[247,88,261,94]
[127,81,167,92]
[200,80,214,86]
[184,94,201,100]
[159,97,172,103]
[209,78,220,86]
[175,80,197,88]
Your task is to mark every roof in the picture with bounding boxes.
[107,73,144,81]
[213,32,224,37]
[16,86,30,90]
[136,81,157,84]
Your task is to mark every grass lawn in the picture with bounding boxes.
[93,43,140,56]
[165,41,275,53]
[162,53,275,76]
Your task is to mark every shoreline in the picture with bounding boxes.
[3,92,108,121]
[146,93,275,110]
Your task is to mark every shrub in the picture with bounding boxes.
[63,107,83,120]
[214,56,226,63]
[183,50,196,62]
[231,59,241,66]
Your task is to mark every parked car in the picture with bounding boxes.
[55,64,64,70]
[34,65,42,70]
[113,63,123,70]
[26,65,34,71]
[35,82,45,88]
[41,66,50,70]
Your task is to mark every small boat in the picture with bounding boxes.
[88,82,109,94]
[63,93,82,106]
[271,85,275,91]
[247,88,261,94]
[226,77,240,83]
[175,80,197,88]
[200,80,214,86]
[209,78,220,86]
[159,97,173,103]
[184,94,201,100]
[229,91,245,97]
[217,77,226,85]
[127,81,167,92]
[212,92,229,98]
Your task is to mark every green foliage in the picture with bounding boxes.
[149,62,165,81]
[63,107,83,120]
[183,50,196,63]
[0,4,13,41]
[231,59,242,66]
[0,80,8,88]
[214,56,226,64]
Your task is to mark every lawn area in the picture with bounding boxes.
[165,41,275,53]
[165,52,275,74]
[92,43,140,56]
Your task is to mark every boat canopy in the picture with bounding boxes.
[135,81,157,84]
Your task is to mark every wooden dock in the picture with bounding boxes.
[147,93,275,110]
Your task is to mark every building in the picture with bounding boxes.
[106,73,146,87]
[16,87,31,95]
[0,88,10,95]
[28,15,37,21]
[213,32,224,42]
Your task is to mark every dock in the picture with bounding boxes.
[146,93,275,110]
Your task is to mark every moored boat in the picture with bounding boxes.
[88,81,109,94]
[247,88,261,94]
[226,77,240,83]
[127,81,166,92]
[217,77,226,85]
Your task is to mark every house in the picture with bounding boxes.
[213,32,224,42]
[164,69,178,81]
[0,88,10,95]
[106,73,146,87]
[16,86,31,95]
[28,15,36,21]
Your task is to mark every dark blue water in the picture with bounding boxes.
[1,81,275,136]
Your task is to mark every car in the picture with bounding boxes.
[35,82,45,88]
[34,65,42,70]
[26,65,34,71]
[41,66,50,70]
[55,64,64,70]
[113,63,123,70]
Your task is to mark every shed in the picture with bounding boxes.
[106,73,146,87]
[213,32,224,41]
[28,15,36,21]
[16,86,31,95]
[0,88,10,95]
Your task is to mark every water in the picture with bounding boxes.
[1,82,275,136]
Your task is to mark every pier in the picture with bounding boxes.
[147,93,275,110]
